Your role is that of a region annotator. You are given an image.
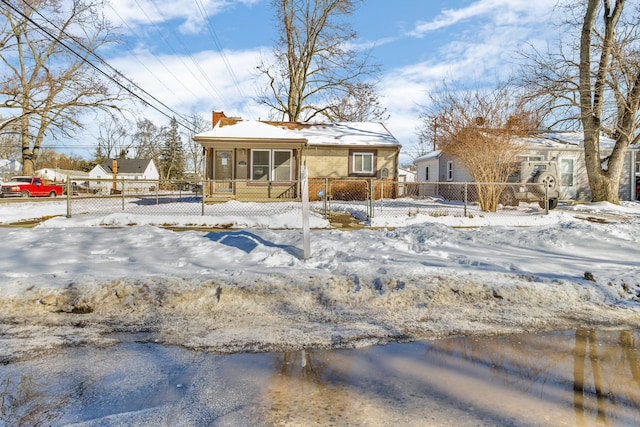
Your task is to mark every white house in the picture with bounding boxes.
[398,167,417,196]
[36,168,89,184]
[90,159,159,180]
[414,132,639,202]
[89,159,159,192]
[0,158,22,181]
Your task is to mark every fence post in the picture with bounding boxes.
[369,178,374,219]
[156,181,159,205]
[121,177,125,211]
[463,182,468,217]
[324,178,328,218]
[201,180,205,216]
[545,184,549,214]
[301,166,310,259]
[66,180,71,218]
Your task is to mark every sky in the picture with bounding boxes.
[90,0,561,162]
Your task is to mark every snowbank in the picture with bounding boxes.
[1,201,639,363]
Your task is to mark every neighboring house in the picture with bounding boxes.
[0,158,22,181]
[89,159,159,192]
[414,131,639,202]
[192,111,402,201]
[36,168,89,185]
[398,167,417,196]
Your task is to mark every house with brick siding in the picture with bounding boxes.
[193,112,402,201]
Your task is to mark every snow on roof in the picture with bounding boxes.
[518,131,620,148]
[194,120,400,147]
[414,150,441,163]
[195,120,300,140]
[416,132,629,160]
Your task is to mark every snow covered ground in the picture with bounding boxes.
[1,198,640,363]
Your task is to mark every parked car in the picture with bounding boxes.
[0,176,63,198]
[500,161,561,209]
[636,175,640,200]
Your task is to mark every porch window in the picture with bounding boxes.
[353,152,374,174]
[560,158,574,186]
[251,149,270,181]
[250,149,293,181]
[273,150,292,181]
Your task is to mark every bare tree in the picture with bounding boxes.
[35,150,85,170]
[323,82,389,122]
[0,119,21,160]
[419,83,539,212]
[131,118,162,162]
[256,0,378,122]
[96,117,131,159]
[0,0,125,176]
[521,0,640,203]
[182,113,209,179]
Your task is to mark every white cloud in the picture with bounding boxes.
[408,0,558,37]
[105,45,271,127]
[106,0,261,35]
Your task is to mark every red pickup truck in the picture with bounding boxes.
[0,176,64,198]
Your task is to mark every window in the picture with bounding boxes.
[447,161,453,181]
[560,158,574,187]
[353,152,374,174]
[273,150,292,181]
[519,155,544,162]
[250,149,293,181]
[425,166,429,181]
[251,149,270,181]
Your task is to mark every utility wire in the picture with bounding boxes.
[145,0,230,108]
[108,4,205,109]
[2,0,194,132]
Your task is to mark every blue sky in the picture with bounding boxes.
[101,0,560,160]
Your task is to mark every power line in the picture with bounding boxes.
[144,0,230,108]
[108,4,206,109]
[2,0,194,132]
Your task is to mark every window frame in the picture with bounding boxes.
[249,148,294,182]
[559,157,575,187]
[348,149,377,177]
[446,160,453,181]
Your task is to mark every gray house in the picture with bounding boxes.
[414,131,639,202]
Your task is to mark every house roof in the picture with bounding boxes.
[515,131,621,148]
[98,159,154,174]
[194,119,401,148]
[36,168,89,177]
[414,131,636,165]
[414,150,442,163]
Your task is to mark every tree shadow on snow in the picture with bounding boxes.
[204,230,302,258]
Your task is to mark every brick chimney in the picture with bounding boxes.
[212,111,226,127]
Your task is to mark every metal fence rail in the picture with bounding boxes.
[59,177,554,225]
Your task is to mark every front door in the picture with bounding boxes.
[214,149,233,193]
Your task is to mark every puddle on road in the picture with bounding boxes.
[1,329,639,426]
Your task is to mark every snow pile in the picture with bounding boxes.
[1,200,640,362]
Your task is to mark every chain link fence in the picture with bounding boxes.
[309,179,555,223]
[58,177,555,225]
